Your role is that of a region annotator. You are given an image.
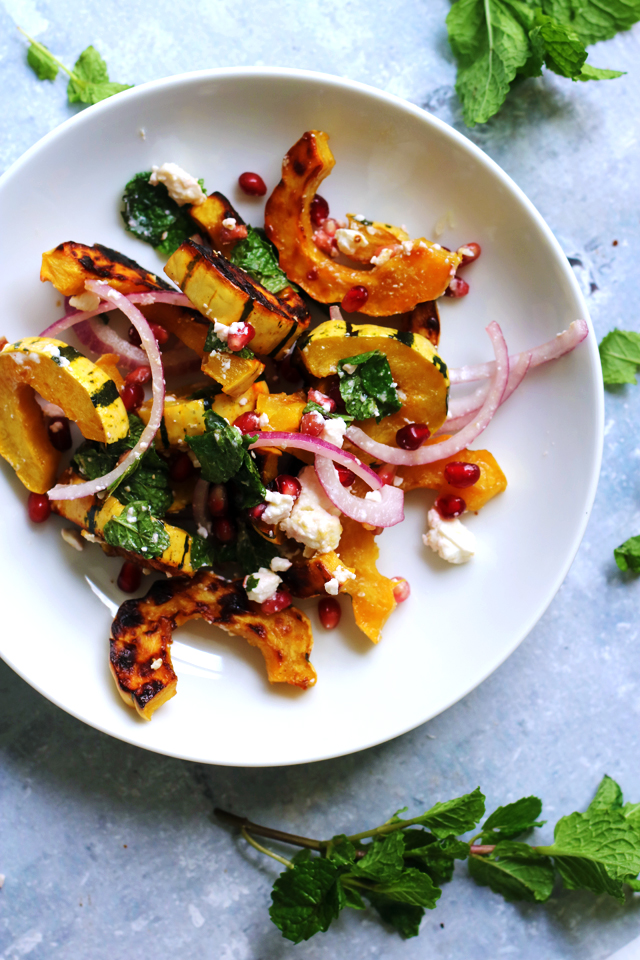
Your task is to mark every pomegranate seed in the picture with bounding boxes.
[247,503,267,521]
[233,411,261,434]
[391,577,411,603]
[377,463,396,485]
[208,483,229,517]
[27,492,51,523]
[48,417,72,451]
[121,381,145,412]
[117,561,142,593]
[318,597,341,629]
[435,494,466,519]
[260,587,292,615]
[457,242,481,266]
[300,412,325,436]
[214,518,236,542]
[444,277,470,298]
[308,388,336,413]
[396,423,431,450]
[128,325,141,346]
[170,452,194,483]
[127,322,169,346]
[341,285,369,313]
[324,219,339,238]
[124,365,152,386]
[310,194,329,227]
[275,475,302,499]
[238,172,267,196]
[227,322,255,352]
[444,461,481,489]
[336,465,356,487]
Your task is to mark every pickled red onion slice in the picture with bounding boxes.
[314,455,404,527]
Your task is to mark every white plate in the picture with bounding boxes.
[0,68,603,767]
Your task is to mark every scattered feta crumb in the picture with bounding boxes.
[80,531,99,543]
[401,240,414,254]
[244,567,282,603]
[365,489,382,502]
[150,658,162,670]
[324,578,339,595]
[258,413,270,428]
[222,217,237,229]
[197,524,209,538]
[279,465,342,556]
[321,417,346,448]
[393,475,403,487]
[370,247,393,267]
[334,564,355,584]
[61,528,84,551]
[335,228,367,257]
[423,508,475,564]
[270,556,292,573]
[342,363,357,375]
[69,291,101,311]
[239,397,248,406]
[139,128,146,140]
[263,489,294,525]
[149,163,206,206]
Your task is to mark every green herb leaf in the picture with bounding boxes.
[403,832,469,885]
[103,501,170,559]
[122,171,195,256]
[533,12,587,78]
[410,787,486,839]
[230,226,292,294]
[235,520,278,573]
[362,866,442,908]
[351,832,405,882]
[269,859,345,944]
[302,401,354,423]
[338,351,402,423]
[67,46,131,105]
[614,536,640,573]
[203,325,255,360]
[363,894,425,938]
[541,0,640,45]
[599,329,640,385]
[26,41,59,81]
[481,796,545,843]
[186,410,246,484]
[114,457,172,517]
[327,835,358,868]
[469,841,555,902]
[245,574,259,591]
[588,776,624,813]
[579,64,626,80]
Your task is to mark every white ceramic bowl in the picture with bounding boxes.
[0,68,603,766]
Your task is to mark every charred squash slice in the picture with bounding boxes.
[164,240,308,360]
[283,551,355,598]
[41,242,171,296]
[0,338,128,493]
[299,319,449,445]
[264,130,461,314]
[110,571,316,719]
[187,191,248,258]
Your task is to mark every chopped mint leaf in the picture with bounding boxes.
[103,501,170,559]
[480,796,545,843]
[363,895,425,938]
[186,410,245,484]
[245,574,259,591]
[360,866,441,909]
[230,226,292,294]
[469,841,555,902]
[122,171,195,256]
[337,351,402,423]
[540,0,640,46]
[26,40,59,81]
[327,835,357,868]
[614,536,640,573]
[203,324,254,359]
[191,521,277,576]
[588,776,624,814]
[269,859,344,944]
[302,401,354,423]
[599,329,640,385]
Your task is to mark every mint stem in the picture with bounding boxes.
[469,844,496,855]
[215,808,323,851]
[16,26,74,79]
[241,826,293,869]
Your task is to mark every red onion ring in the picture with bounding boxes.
[40,291,192,339]
[443,350,532,433]
[192,477,211,536]
[47,281,166,501]
[449,320,587,385]
[314,456,404,527]
[75,317,148,368]
[345,321,509,466]
[248,432,382,489]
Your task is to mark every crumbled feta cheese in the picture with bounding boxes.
[244,567,282,603]
[222,217,236,229]
[262,489,294,525]
[423,508,475,564]
[149,163,206,206]
[335,228,367,257]
[69,291,101,311]
[321,417,346,448]
[393,475,403,487]
[279,465,342,556]
[61,528,84,551]
[324,578,339,595]
[353,214,366,222]
[334,564,355,584]
[80,531,99,543]
[239,397,248,406]
[365,489,382,502]
[270,556,292,572]
[401,240,414,255]
[150,658,162,671]
[342,363,357,375]
[258,413,270,428]
[197,524,210,538]
[370,247,393,267]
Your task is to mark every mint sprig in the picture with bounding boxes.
[217,776,640,942]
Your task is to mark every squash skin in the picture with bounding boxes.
[299,319,450,445]
[264,130,461,314]
[41,242,172,296]
[110,571,316,719]
[0,338,128,493]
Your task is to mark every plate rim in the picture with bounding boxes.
[0,66,604,766]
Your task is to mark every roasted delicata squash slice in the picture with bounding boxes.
[255,391,307,433]
[164,240,309,360]
[41,242,172,297]
[337,516,396,644]
[110,571,316,718]
[299,319,449,444]
[0,338,128,493]
[283,551,355,598]
[187,191,248,258]
[397,446,507,512]
[264,130,461,314]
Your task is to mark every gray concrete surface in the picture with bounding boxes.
[1,1,640,957]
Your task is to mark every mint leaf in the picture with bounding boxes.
[351,833,405,882]
[115,457,172,517]
[338,351,402,423]
[588,776,623,813]
[191,520,277,576]
[203,325,254,360]
[67,46,131,105]
[409,787,486,839]
[534,12,587,78]
[599,329,640,385]
[302,401,354,423]
[614,536,640,573]
[122,171,195,256]
[469,842,555,902]
[363,894,425,938]
[230,226,292,294]
[579,64,626,80]
[103,501,170,559]
[269,859,345,944]
[327,836,357,869]
[26,41,59,81]
[232,448,267,511]
[245,574,259,591]
[541,0,640,45]
[481,796,545,842]
[362,866,441,908]
[447,0,532,126]
[186,410,245,484]
[403,832,469,885]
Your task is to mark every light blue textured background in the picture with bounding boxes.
[1,2,640,958]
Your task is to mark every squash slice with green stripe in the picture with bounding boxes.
[0,337,128,493]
